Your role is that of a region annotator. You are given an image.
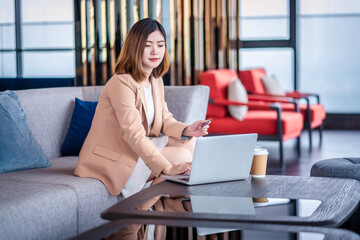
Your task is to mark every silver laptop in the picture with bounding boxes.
[162,133,258,185]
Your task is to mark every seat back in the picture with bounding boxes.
[239,68,267,94]
[200,69,239,118]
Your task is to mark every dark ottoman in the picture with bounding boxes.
[311,157,360,234]
[311,158,360,181]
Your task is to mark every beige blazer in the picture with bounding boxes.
[74,74,189,196]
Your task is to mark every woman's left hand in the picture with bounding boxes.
[182,120,210,137]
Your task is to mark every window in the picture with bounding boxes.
[239,0,295,89]
[239,0,360,113]
[240,48,294,91]
[0,0,75,78]
[0,0,16,77]
[240,0,289,40]
[299,0,360,113]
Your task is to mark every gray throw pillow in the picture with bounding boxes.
[261,75,286,96]
[227,78,248,121]
[0,91,50,173]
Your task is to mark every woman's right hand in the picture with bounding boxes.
[163,162,192,175]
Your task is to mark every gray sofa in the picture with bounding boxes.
[0,85,209,240]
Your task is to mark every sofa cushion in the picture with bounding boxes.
[227,78,248,121]
[261,75,286,96]
[239,68,267,94]
[61,98,98,156]
[279,103,326,128]
[12,85,208,160]
[208,111,303,141]
[15,87,84,160]
[0,156,121,234]
[0,179,77,240]
[164,86,209,124]
[0,91,50,173]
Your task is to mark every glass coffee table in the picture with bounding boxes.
[75,217,360,240]
[102,175,360,227]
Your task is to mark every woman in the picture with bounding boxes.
[74,18,209,197]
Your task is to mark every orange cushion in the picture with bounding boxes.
[239,69,266,94]
[208,110,303,141]
[305,104,326,122]
[311,119,323,129]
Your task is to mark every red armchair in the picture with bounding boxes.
[200,69,304,169]
[239,68,326,150]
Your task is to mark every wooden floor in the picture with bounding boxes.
[259,130,360,176]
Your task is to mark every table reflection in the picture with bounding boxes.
[106,195,322,239]
[150,195,321,217]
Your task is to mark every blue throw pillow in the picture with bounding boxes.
[0,91,50,173]
[61,98,98,156]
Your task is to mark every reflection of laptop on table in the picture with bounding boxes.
[162,133,258,185]
[190,195,255,235]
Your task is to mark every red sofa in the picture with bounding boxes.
[239,68,326,150]
[201,69,304,169]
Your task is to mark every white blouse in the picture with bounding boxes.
[144,82,155,131]
[122,81,170,198]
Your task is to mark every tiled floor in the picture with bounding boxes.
[258,130,360,176]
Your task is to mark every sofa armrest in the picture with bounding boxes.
[248,94,294,104]
[209,98,282,111]
[285,91,320,104]
[164,85,210,124]
[248,94,299,112]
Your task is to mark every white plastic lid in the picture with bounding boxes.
[254,147,268,155]
[253,202,269,207]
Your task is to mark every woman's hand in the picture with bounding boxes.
[182,120,210,137]
[163,162,192,175]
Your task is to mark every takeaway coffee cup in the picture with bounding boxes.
[252,197,269,207]
[250,148,269,177]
